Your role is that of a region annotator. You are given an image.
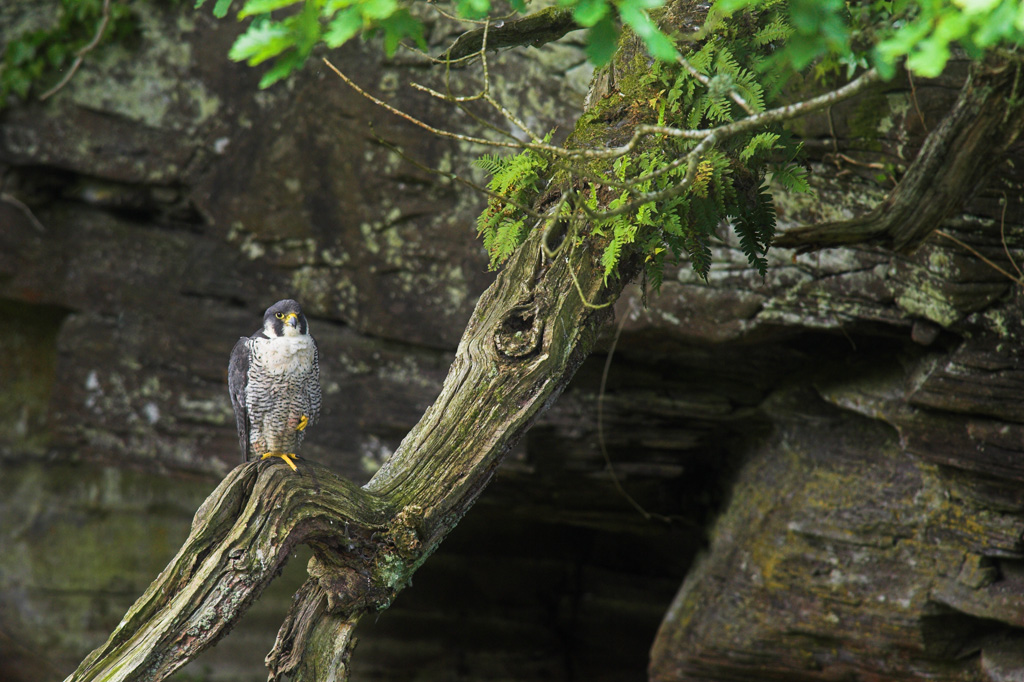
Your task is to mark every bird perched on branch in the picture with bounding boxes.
[228,299,321,471]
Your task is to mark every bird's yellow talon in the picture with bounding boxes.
[261,452,299,472]
[296,415,309,432]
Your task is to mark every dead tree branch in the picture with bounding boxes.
[64,211,628,682]
[774,59,1024,253]
[442,7,581,61]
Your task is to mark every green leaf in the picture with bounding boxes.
[456,0,491,20]
[6,69,32,99]
[362,0,398,21]
[324,8,362,47]
[713,0,759,13]
[573,0,609,28]
[585,15,619,66]
[954,0,1001,13]
[906,36,951,77]
[213,0,235,17]
[228,18,293,65]
[258,50,302,87]
[619,3,676,60]
[238,0,300,18]
[378,9,426,54]
[45,42,66,67]
[974,0,1019,45]
[9,39,37,65]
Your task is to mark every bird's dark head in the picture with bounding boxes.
[263,299,309,338]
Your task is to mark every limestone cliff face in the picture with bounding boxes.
[3,2,1024,682]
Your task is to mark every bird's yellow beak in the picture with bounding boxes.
[283,312,299,327]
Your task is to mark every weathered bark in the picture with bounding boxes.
[443,7,581,61]
[775,58,1024,253]
[64,208,631,681]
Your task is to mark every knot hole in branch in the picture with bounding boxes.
[493,297,544,360]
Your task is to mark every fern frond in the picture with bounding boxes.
[740,131,781,163]
[754,15,791,46]
[645,249,665,292]
[473,140,552,270]
[714,46,741,77]
[706,91,733,123]
[601,230,624,282]
[771,162,811,194]
[688,42,716,75]
[754,186,777,250]
[684,231,713,280]
[490,218,526,269]
[472,153,504,176]
[662,210,684,237]
[734,214,768,277]
[690,195,720,239]
[733,67,765,112]
[731,183,776,278]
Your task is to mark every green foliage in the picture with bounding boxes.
[473,147,549,270]
[716,0,1024,80]
[732,183,775,277]
[191,0,1023,90]
[875,0,1024,78]
[196,0,678,88]
[196,0,426,88]
[475,9,811,287]
[588,17,806,284]
[591,148,746,284]
[0,0,138,107]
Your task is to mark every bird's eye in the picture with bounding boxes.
[275,312,284,319]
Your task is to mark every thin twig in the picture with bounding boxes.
[568,260,614,309]
[327,54,879,168]
[323,58,522,151]
[412,20,492,103]
[536,194,615,310]
[400,40,481,68]
[581,132,718,222]
[428,2,491,25]
[580,68,881,221]
[936,229,1022,284]
[677,53,755,116]
[597,299,670,522]
[372,133,545,220]
[539,193,571,260]
[40,0,112,101]
[832,152,885,170]
[999,193,1023,280]
[327,50,879,231]
[442,7,580,61]
[907,71,929,133]
[1,193,46,232]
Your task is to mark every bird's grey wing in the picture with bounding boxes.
[228,337,251,462]
[308,335,322,423]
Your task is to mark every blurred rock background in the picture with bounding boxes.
[3,2,1024,681]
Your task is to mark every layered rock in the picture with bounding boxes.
[2,2,1024,682]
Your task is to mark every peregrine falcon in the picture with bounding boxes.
[228,299,321,471]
